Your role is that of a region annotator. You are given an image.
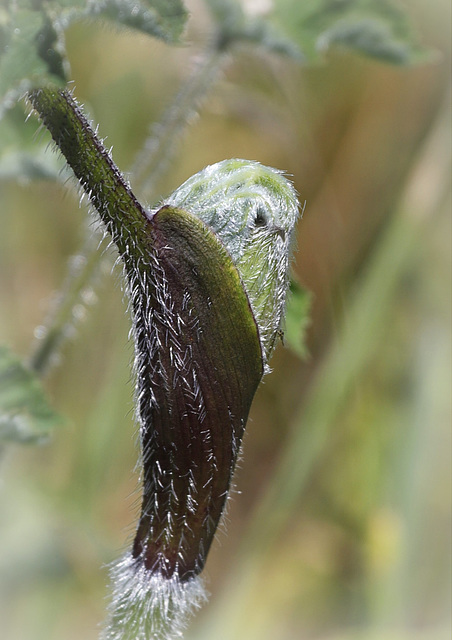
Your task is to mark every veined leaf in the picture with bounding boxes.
[204,0,303,58]
[0,346,62,444]
[317,17,420,64]
[0,9,66,117]
[83,0,188,43]
[0,0,188,123]
[271,0,427,64]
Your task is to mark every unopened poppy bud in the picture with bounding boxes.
[166,159,300,363]
[27,89,300,639]
[110,162,300,638]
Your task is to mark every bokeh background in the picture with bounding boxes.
[0,1,450,639]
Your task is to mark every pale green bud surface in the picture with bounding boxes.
[165,159,300,363]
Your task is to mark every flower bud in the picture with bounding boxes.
[166,159,300,363]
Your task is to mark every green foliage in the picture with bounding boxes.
[0,0,188,118]
[1,0,426,184]
[271,0,425,63]
[0,6,66,117]
[0,346,62,445]
[0,105,67,182]
[0,0,188,178]
[82,0,188,43]
[204,0,303,58]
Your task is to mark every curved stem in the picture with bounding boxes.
[28,88,149,253]
[28,46,229,377]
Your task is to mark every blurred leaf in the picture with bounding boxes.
[204,0,243,26]
[236,17,304,59]
[0,346,62,444]
[0,0,188,176]
[0,146,69,184]
[0,148,67,182]
[204,0,303,58]
[83,0,188,43]
[316,17,420,64]
[0,105,67,182]
[284,277,312,359]
[0,8,66,118]
[271,0,426,64]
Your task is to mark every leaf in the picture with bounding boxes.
[0,0,188,121]
[83,0,188,43]
[0,8,66,118]
[0,346,62,444]
[271,0,427,64]
[316,17,419,64]
[284,277,312,359]
[0,105,67,182]
[204,0,303,59]
[0,148,67,182]
[237,16,304,59]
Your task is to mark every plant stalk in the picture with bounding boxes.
[27,47,228,376]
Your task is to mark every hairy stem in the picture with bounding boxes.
[28,88,149,255]
[28,47,228,377]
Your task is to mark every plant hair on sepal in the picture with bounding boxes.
[28,89,301,639]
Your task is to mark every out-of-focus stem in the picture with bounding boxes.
[131,48,227,199]
[28,233,102,376]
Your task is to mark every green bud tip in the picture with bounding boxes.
[165,158,300,364]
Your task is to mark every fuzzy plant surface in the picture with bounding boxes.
[165,160,299,364]
[28,88,300,639]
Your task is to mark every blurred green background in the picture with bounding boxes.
[0,1,450,639]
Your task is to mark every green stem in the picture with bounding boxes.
[28,88,149,257]
[27,86,152,376]
[27,47,228,377]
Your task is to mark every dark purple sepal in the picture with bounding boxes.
[129,205,263,581]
